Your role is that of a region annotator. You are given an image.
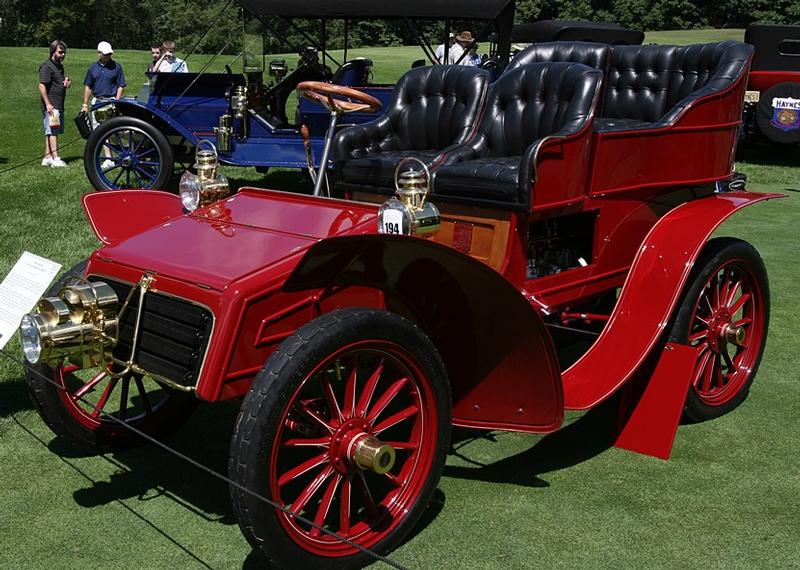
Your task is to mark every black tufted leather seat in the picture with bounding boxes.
[504,41,611,75]
[333,65,490,194]
[432,62,603,209]
[597,41,753,131]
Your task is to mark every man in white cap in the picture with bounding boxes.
[81,41,126,125]
[82,41,127,170]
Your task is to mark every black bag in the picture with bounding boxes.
[74,110,92,139]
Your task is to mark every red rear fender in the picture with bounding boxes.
[563,191,784,410]
[284,235,564,433]
[83,190,184,245]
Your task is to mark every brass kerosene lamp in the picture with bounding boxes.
[377,157,440,237]
[179,140,230,211]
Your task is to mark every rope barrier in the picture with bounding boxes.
[0,135,85,176]
[0,344,409,570]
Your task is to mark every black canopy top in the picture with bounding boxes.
[237,0,514,19]
[489,19,644,45]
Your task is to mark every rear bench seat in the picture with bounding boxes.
[509,40,753,131]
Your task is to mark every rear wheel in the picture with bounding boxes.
[229,308,451,569]
[24,261,197,453]
[668,238,769,422]
[84,116,174,191]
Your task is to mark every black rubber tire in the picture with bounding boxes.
[24,260,197,454]
[668,238,770,423]
[84,116,174,191]
[756,82,800,145]
[229,308,451,569]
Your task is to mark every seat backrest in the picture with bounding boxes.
[602,44,677,123]
[663,41,753,119]
[504,41,611,75]
[331,58,373,86]
[383,65,490,151]
[602,41,753,124]
[475,62,603,158]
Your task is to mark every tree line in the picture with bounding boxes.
[1,0,798,52]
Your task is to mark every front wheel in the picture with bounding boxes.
[24,261,197,453]
[668,238,770,423]
[84,116,174,191]
[229,309,451,569]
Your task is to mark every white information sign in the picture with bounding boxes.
[0,252,62,349]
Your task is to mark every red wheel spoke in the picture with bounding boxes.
[342,367,358,418]
[339,475,352,535]
[725,277,742,308]
[355,359,385,418]
[711,273,721,311]
[278,452,329,488]
[688,327,709,343]
[297,401,335,433]
[373,404,419,435]
[732,316,752,328]
[719,267,733,307]
[321,376,344,425]
[91,377,119,418]
[721,349,737,374]
[133,376,152,415]
[384,471,403,488]
[289,465,335,515]
[283,437,330,448]
[729,292,751,316]
[118,377,130,421]
[62,364,81,375]
[73,370,107,399]
[693,350,714,392]
[354,470,378,518]
[310,474,342,537]
[703,291,715,314]
[367,376,409,423]
[708,355,722,390]
[383,440,418,451]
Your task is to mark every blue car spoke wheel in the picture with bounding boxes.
[84,116,174,191]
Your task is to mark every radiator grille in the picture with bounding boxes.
[99,279,213,388]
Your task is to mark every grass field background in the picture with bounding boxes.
[1,28,799,568]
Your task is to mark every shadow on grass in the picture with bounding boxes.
[13,411,218,569]
[443,395,619,487]
[59,400,241,524]
[0,375,35,418]
[0,157,7,164]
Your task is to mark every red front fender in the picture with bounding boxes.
[284,235,564,433]
[562,191,783,410]
[83,190,184,245]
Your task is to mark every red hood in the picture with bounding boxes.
[98,189,378,291]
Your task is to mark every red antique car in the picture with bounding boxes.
[19,28,780,569]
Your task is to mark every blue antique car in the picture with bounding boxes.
[81,0,516,191]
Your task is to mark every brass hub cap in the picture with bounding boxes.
[328,418,396,475]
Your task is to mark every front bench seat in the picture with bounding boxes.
[431,62,603,210]
[333,65,490,195]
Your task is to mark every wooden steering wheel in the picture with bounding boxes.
[297,81,382,114]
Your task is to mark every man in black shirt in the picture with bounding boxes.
[38,40,71,167]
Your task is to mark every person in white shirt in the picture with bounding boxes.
[435,33,455,64]
[155,40,188,73]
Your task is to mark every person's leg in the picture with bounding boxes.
[42,115,53,166]
[49,120,67,167]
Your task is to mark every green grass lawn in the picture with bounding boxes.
[1,31,799,569]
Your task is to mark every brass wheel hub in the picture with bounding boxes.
[329,418,396,475]
[708,309,745,351]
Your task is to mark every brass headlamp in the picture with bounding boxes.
[179,141,230,211]
[377,157,440,237]
[20,278,119,368]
